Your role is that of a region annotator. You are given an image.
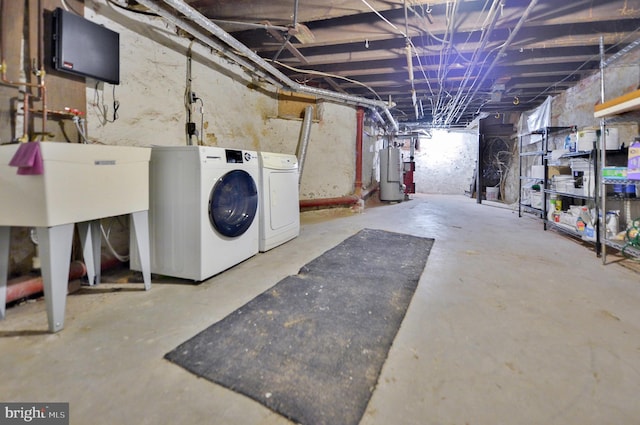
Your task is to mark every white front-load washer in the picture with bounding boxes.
[258,151,300,252]
[132,146,259,281]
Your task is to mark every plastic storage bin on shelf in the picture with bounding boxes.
[577,128,597,151]
[531,191,543,209]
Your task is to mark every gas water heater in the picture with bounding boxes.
[379,147,405,202]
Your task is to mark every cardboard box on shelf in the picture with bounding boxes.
[548,166,572,179]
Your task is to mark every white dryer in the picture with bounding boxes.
[132,146,259,281]
[258,151,300,252]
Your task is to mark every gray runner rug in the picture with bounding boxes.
[165,228,434,425]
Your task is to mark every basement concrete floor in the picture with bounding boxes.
[1,194,640,425]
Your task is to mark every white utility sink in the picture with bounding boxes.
[0,142,150,226]
[0,142,152,332]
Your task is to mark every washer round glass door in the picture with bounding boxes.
[209,170,258,238]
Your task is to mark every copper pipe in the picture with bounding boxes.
[0,0,5,71]
[0,63,47,142]
[38,0,44,75]
[40,77,47,139]
[23,92,30,139]
[0,0,48,141]
[37,0,46,137]
[0,64,42,90]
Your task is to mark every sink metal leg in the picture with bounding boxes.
[77,222,94,284]
[131,211,151,291]
[0,226,10,320]
[78,220,102,286]
[89,221,102,285]
[37,224,74,333]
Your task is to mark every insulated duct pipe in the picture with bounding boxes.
[210,20,290,32]
[383,107,399,132]
[136,0,398,131]
[297,105,314,185]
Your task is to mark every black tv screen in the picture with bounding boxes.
[52,7,120,85]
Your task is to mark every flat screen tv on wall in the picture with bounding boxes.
[52,7,120,85]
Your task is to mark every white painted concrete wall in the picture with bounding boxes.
[83,0,479,200]
[413,130,478,194]
[554,48,640,130]
[83,0,357,200]
[264,103,357,199]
